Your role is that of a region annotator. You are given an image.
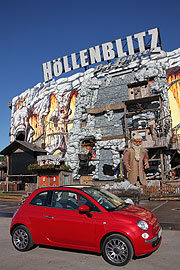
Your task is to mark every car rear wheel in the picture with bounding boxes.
[102,234,133,266]
[12,225,34,252]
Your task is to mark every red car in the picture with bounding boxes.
[10,186,162,266]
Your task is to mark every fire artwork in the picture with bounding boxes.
[10,87,78,154]
[167,67,180,140]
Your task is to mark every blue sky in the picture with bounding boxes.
[0,0,180,151]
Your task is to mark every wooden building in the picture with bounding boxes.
[0,140,47,191]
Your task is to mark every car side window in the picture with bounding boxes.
[52,190,101,212]
[30,191,49,207]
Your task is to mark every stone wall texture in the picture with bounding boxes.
[10,48,180,180]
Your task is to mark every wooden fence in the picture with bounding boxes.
[142,180,180,199]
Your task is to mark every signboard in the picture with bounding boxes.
[42,28,161,82]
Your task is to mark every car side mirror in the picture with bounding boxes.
[79,205,90,213]
[78,205,92,217]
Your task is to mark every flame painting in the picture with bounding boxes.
[11,87,78,155]
[167,67,180,138]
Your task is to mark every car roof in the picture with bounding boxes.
[35,185,96,192]
[63,185,93,189]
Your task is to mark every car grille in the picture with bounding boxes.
[152,236,161,248]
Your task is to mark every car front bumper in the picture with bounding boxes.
[133,226,162,256]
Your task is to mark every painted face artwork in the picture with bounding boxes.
[11,87,78,154]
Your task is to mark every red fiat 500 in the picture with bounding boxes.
[10,186,162,266]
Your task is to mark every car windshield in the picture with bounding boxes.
[82,187,127,211]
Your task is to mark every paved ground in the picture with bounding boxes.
[139,200,180,230]
[0,217,180,270]
[0,201,19,217]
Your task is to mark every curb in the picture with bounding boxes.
[0,197,22,202]
[160,222,180,231]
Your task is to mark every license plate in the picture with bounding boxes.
[158,227,162,238]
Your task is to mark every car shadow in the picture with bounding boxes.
[38,244,101,257]
[35,244,155,260]
[133,252,153,260]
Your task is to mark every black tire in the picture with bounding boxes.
[101,234,133,266]
[12,225,34,252]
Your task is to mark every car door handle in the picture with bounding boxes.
[44,216,54,219]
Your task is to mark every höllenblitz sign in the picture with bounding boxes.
[42,28,161,82]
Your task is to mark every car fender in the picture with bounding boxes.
[95,218,137,252]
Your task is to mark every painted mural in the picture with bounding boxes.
[167,67,180,140]
[10,84,78,155]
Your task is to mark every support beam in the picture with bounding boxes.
[160,150,165,181]
[86,102,124,114]
[101,134,126,141]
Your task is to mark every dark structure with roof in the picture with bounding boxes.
[0,140,47,190]
[0,160,7,181]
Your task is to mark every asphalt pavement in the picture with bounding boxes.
[139,200,180,230]
[0,217,180,270]
[0,201,19,217]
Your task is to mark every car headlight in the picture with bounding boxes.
[137,220,149,231]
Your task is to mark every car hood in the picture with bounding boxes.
[110,204,157,225]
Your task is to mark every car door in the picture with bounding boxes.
[27,190,52,244]
[43,190,100,250]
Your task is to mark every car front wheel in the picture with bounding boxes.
[12,225,34,252]
[102,234,133,266]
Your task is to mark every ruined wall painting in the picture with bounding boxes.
[166,67,180,140]
[11,86,78,155]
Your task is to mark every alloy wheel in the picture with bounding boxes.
[13,228,29,250]
[105,237,129,264]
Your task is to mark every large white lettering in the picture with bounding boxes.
[53,59,63,77]
[148,28,161,52]
[42,61,53,82]
[115,38,127,58]
[42,28,161,82]
[71,53,80,70]
[134,31,146,52]
[80,49,89,67]
[102,42,115,61]
[89,45,101,64]
[63,56,71,73]
[126,35,134,55]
